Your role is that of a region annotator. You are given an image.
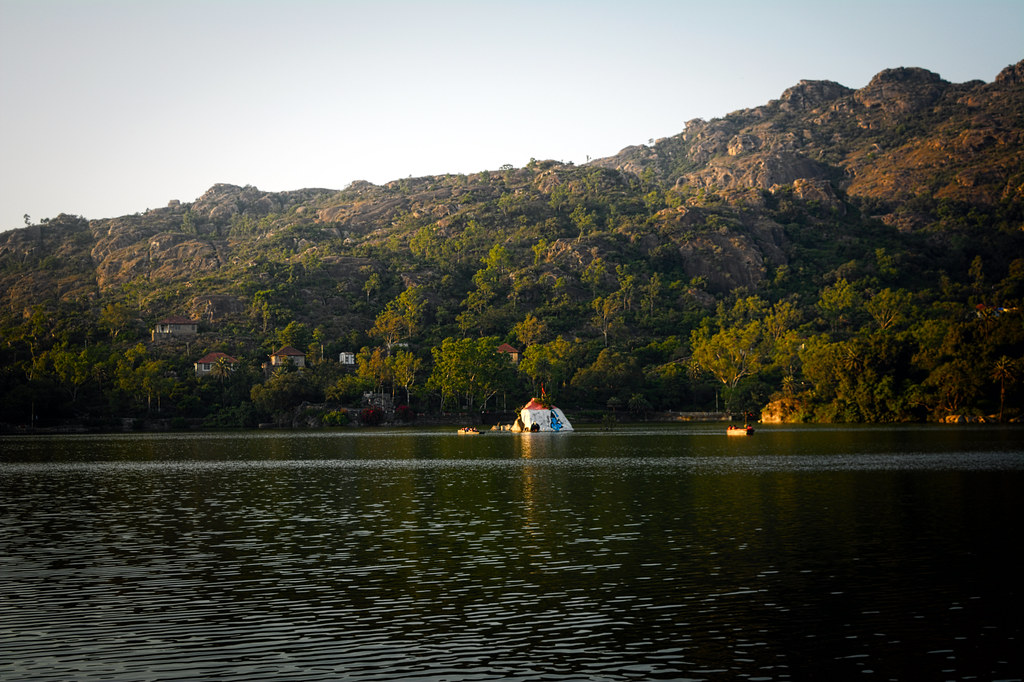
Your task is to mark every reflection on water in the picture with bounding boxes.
[1,426,1022,680]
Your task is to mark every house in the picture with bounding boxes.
[339,351,356,366]
[195,352,237,377]
[497,343,521,364]
[269,345,306,369]
[152,315,198,341]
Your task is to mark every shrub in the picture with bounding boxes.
[360,406,384,426]
[322,409,350,427]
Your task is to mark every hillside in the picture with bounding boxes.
[2,60,1022,429]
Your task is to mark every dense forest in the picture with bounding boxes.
[2,61,1023,430]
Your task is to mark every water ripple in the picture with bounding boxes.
[3,450,1022,476]
[2,430,1022,681]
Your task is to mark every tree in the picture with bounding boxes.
[548,184,570,213]
[518,336,578,394]
[250,290,280,333]
[641,272,663,322]
[690,320,766,411]
[497,191,517,217]
[362,272,381,302]
[508,275,531,312]
[277,321,312,352]
[121,276,149,311]
[370,306,405,354]
[459,250,511,335]
[615,265,637,313]
[570,204,596,241]
[762,301,803,378]
[114,344,168,413]
[643,190,663,212]
[428,337,513,411]
[389,350,423,406]
[51,345,91,403]
[582,257,609,297]
[251,371,319,424]
[798,332,922,423]
[513,313,547,349]
[210,356,234,383]
[309,327,327,365]
[991,356,1019,422]
[628,393,652,420]
[761,300,801,344]
[139,359,172,413]
[591,295,622,346]
[372,287,427,353]
[865,288,912,332]
[719,294,769,329]
[818,278,859,336]
[924,360,982,418]
[99,303,132,341]
[327,374,372,403]
[181,210,197,234]
[459,285,496,332]
[571,348,642,405]
[969,255,986,301]
[357,347,390,393]
[532,239,549,265]
[482,243,512,276]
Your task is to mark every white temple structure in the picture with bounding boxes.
[510,398,573,432]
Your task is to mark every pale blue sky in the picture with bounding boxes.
[1,0,1021,231]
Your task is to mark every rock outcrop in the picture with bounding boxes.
[592,59,1024,212]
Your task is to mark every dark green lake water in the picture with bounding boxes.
[2,424,1022,680]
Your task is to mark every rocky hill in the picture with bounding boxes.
[1,60,1022,427]
[3,61,1021,326]
[593,61,1024,228]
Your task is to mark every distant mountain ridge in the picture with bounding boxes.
[2,60,1021,320]
[593,61,1024,229]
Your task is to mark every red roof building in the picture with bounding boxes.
[269,346,306,368]
[194,352,238,377]
[497,343,520,364]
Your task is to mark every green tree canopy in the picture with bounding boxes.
[428,337,516,411]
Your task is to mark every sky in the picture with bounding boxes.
[1,0,1022,232]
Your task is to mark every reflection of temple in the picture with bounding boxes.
[518,433,536,459]
[515,431,569,459]
[518,437,539,536]
[516,434,571,536]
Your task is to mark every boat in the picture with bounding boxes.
[457,426,481,435]
[727,425,754,436]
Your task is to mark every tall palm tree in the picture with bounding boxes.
[991,356,1018,423]
[210,356,233,383]
[628,393,652,421]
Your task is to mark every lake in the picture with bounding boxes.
[1,424,1022,681]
